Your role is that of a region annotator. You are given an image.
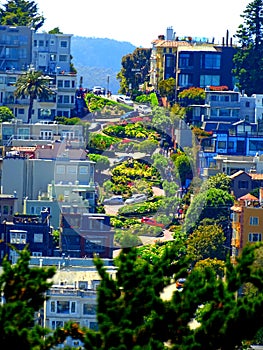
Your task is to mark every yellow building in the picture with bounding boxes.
[231,192,263,262]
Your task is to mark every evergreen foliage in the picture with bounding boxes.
[0,0,44,30]
[233,0,263,95]
[0,248,56,349]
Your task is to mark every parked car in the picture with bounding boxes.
[141,217,165,228]
[92,86,105,95]
[103,195,124,205]
[120,110,139,120]
[136,104,152,115]
[116,95,134,106]
[113,155,133,164]
[125,193,147,204]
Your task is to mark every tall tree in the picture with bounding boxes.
[233,0,263,95]
[0,0,45,30]
[184,187,234,234]
[14,69,54,123]
[0,248,56,349]
[75,242,263,349]
[117,48,151,94]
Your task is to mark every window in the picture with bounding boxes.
[57,301,70,314]
[64,80,70,87]
[56,165,65,174]
[18,108,24,115]
[50,54,56,61]
[249,140,263,151]
[32,252,42,257]
[39,40,44,47]
[220,109,231,117]
[250,217,259,225]
[83,304,96,315]
[50,301,56,312]
[51,301,76,314]
[40,130,52,140]
[245,101,250,107]
[51,320,64,330]
[3,205,8,215]
[57,80,63,88]
[217,141,226,149]
[34,234,43,243]
[59,54,68,62]
[201,53,221,69]
[10,232,27,244]
[200,75,220,87]
[179,53,191,68]
[228,141,234,149]
[85,238,105,252]
[71,301,76,313]
[79,166,88,174]
[60,40,68,48]
[179,74,192,87]
[64,95,69,104]
[67,166,77,174]
[17,128,30,139]
[248,233,262,242]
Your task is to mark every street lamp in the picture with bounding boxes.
[107,75,110,96]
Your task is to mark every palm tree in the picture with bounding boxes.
[14,69,54,123]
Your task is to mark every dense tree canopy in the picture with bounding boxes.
[117,48,151,93]
[0,248,56,349]
[0,0,44,30]
[233,0,263,95]
[186,224,226,264]
[0,106,14,122]
[184,188,234,234]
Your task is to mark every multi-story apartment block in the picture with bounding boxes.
[150,27,236,96]
[190,90,256,126]
[0,210,54,263]
[0,119,85,147]
[61,212,114,258]
[1,146,95,213]
[32,33,72,74]
[41,261,117,346]
[0,25,33,71]
[0,25,77,121]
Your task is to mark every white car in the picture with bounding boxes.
[136,104,152,115]
[116,95,134,106]
[92,86,104,94]
[125,193,147,204]
[103,195,124,205]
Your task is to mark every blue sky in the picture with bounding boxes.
[36,0,251,47]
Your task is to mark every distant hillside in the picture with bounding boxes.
[71,36,136,93]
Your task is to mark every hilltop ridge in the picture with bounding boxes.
[71,36,137,93]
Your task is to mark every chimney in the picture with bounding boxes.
[226,30,229,46]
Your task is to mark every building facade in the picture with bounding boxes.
[231,193,263,261]
[150,28,236,95]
